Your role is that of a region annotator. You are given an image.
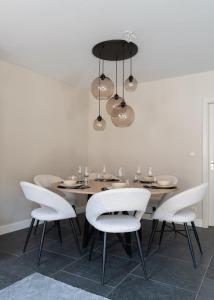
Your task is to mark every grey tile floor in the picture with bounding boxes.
[0,214,213,299]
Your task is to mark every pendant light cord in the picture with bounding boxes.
[122,59,124,100]
[130,56,132,75]
[98,59,101,117]
[115,59,118,95]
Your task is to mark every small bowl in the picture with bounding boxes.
[142,176,154,182]
[62,179,77,187]
[157,180,171,186]
[111,182,128,189]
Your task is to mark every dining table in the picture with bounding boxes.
[55,179,178,254]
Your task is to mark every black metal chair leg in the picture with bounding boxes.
[56,221,62,245]
[159,221,166,246]
[184,223,197,268]
[101,232,107,285]
[69,219,82,255]
[23,218,35,253]
[34,220,39,235]
[146,220,159,256]
[172,222,177,236]
[135,231,148,279]
[38,221,47,265]
[89,228,98,261]
[191,221,203,255]
[72,205,81,235]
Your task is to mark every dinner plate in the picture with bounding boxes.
[58,183,83,188]
[152,183,177,189]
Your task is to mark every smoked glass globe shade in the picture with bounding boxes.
[106,94,123,115]
[124,75,138,92]
[111,103,135,127]
[91,75,114,100]
[93,116,106,131]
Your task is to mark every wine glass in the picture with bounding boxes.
[102,165,106,179]
[84,166,89,186]
[118,167,123,181]
[135,166,141,182]
[78,165,82,182]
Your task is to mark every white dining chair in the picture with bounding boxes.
[146,175,178,226]
[34,174,81,234]
[20,182,81,265]
[147,183,208,268]
[86,188,151,285]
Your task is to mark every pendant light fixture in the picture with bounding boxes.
[125,56,138,92]
[111,58,135,127]
[106,59,123,115]
[91,39,138,129]
[91,60,114,100]
[93,60,106,131]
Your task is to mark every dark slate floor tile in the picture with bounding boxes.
[0,228,42,256]
[0,270,21,290]
[132,253,206,292]
[0,222,75,256]
[109,275,195,300]
[156,238,212,266]
[0,249,75,278]
[44,236,86,259]
[0,250,17,262]
[64,251,139,287]
[205,256,214,280]
[95,236,156,263]
[52,270,113,297]
[166,225,214,251]
[197,278,214,300]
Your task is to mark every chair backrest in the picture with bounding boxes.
[34,174,62,188]
[20,181,76,218]
[154,183,208,220]
[156,175,178,185]
[86,188,151,225]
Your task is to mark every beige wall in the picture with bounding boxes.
[88,71,214,219]
[1,58,214,229]
[0,60,88,227]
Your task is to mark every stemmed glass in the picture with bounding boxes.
[118,167,124,181]
[78,165,82,182]
[102,165,106,180]
[135,166,141,183]
[84,166,89,186]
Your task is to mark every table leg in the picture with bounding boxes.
[82,194,92,248]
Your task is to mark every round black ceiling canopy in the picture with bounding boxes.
[92,39,138,61]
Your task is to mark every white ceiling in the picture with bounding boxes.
[0,0,214,88]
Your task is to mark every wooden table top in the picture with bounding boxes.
[55,180,178,196]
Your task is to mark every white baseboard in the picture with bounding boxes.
[0,206,86,236]
[0,219,32,236]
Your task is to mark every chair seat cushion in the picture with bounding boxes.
[92,214,141,233]
[171,209,196,223]
[31,207,72,221]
